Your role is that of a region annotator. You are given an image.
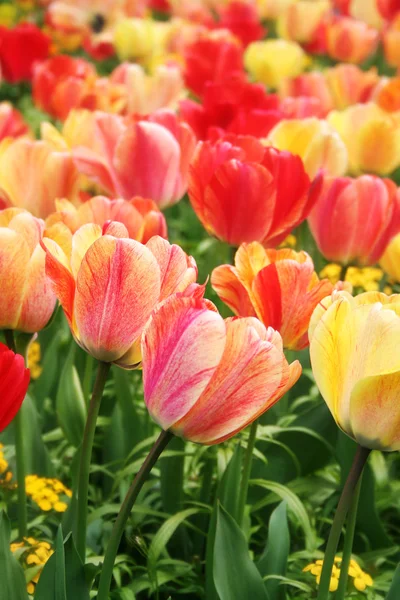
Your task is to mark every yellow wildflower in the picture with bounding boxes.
[279,234,297,249]
[0,444,14,488]
[25,475,72,513]
[319,263,384,291]
[0,4,17,27]
[27,341,42,381]
[303,556,373,594]
[11,537,53,596]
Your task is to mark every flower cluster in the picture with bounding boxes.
[25,475,72,513]
[10,537,53,595]
[0,444,13,487]
[303,556,373,593]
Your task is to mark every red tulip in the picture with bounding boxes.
[33,55,98,121]
[0,23,50,83]
[0,103,29,141]
[184,30,244,97]
[0,343,29,432]
[180,73,282,140]
[216,1,266,47]
[308,175,400,265]
[188,134,319,246]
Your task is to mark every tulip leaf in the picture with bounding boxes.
[213,503,269,600]
[0,511,29,600]
[385,564,400,600]
[56,341,86,448]
[205,443,243,600]
[257,501,290,600]
[34,528,90,600]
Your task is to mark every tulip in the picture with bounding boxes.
[42,225,197,366]
[188,134,319,247]
[309,291,400,451]
[244,39,310,89]
[142,292,301,444]
[45,196,167,248]
[217,1,265,47]
[266,118,348,179]
[308,175,400,266]
[113,18,169,64]
[212,244,341,350]
[256,0,295,19]
[377,0,400,19]
[0,343,30,432]
[110,63,185,115]
[0,23,50,83]
[279,72,334,117]
[324,64,379,110]
[276,0,330,43]
[32,55,99,121]
[280,96,325,119]
[327,103,400,176]
[0,209,56,333]
[180,73,282,140]
[383,14,400,69]
[325,16,379,64]
[71,109,196,208]
[0,138,79,219]
[349,0,384,29]
[0,102,29,141]
[375,77,400,112]
[380,233,400,282]
[184,30,244,97]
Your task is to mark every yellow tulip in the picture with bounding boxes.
[309,291,400,451]
[380,234,400,283]
[113,18,170,65]
[277,1,330,43]
[327,103,400,176]
[265,117,348,179]
[244,39,310,89]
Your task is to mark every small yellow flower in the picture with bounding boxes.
[303,556,373,594]
[279,234,297,248]
[27,341,42,381]
[0,444,14,488]
[319,264,384,291]
[25,475,72,513]
[11,537,53,595]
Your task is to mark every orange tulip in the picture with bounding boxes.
[142,291,301,444]
[42,225,197,366]
[375,77,400,112]
[45,195,167,248]
[325,15,379,64]
[188,134,319,247]
[324,64,379,110]
[212,244,342,351]
[0,208,56,333]
[308,175,400,265]
[0,138,79,219]
[277,0,330,43]
[383,14,400,69]
[279,72,334,117]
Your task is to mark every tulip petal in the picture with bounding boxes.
[142,295,227,430]
[42,237,76,329]
[349,371,400,451]
[173,318,299,444]
[146,236,197,301]
[71,223,102,278]
[211,264,256,316]
[0,344,29,432]
[203,160,275,245]
[0,228,30,329]
[75,236,160,362]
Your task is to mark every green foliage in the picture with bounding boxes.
[0,512,29,600]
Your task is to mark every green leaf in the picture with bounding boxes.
[251,479,317,550]
[56,342,87,448]
[213,503,269,600]
[34,529,90,600]
[0,511,29,600]
[205,444,243,600]
[147,508,200,577]
[257,502,290,600]
[385,564,400,600]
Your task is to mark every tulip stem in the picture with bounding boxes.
[97,429,173,600]
[237,419,258,527]
[82,353,94,404]
[4,330,28,539]
[316,445,371,600]
[76,360,110,561]
[335,476,363,600]
[339,264,349,282]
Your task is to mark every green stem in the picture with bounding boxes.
[4,330,28,539]
[82,353,94,404]
[97,430,173,600]
[76,360,110,561]
[237,420,258,527]
[335,476,363,600]
[316,446,371,600]
[339,264,349,282]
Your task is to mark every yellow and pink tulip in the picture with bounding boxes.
[142,292,301,444]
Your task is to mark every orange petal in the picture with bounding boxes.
[74,236,160,362]
[211,264,256,316]
[146,236,197,301]
[0,228,30,329]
